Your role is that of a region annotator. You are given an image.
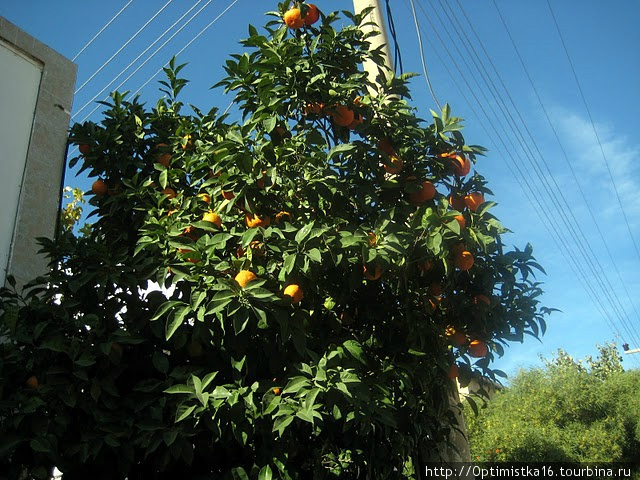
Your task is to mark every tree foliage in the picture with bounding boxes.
[465,343,640,469]
[0,2,550,478]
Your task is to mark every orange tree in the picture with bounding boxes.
[0,2,550,479]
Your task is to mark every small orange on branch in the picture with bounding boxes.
[283,284,304,304]
[235,270,257,288]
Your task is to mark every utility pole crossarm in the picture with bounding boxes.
[624,348,640,355]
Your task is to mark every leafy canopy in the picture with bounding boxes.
[0,2,550,479]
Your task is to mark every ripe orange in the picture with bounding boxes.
[284,8,304,29]
[79,144,91,156]
[221,190,235,200]
[92,179,108,196]
[331,105,355,127]
[256,170,268,189]
[273,387,282,396]
[383,154,404,174]
[303,3,320,25]
[181,134,193,150]
[162,188,177,199]
[409,180,436,205]
[157,154,171,167]
[454,251,474,271]
[25,375,39,389]
[198,193,211,203]
[448,363,459,379]
[284,284,304,304]
[464,192,485,212]
[473,294,491,306]
[449,153,471,177]
[469,339,488,358]
[454,214,466,230]
[235,270,257,288]
[363,264,382,281]
[245,213,271,228]
[203,211,222,228]
[449,194,467,211]
[452,331,468,346]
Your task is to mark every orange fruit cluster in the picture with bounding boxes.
[284,4,320,29]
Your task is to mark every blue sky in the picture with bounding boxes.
[3,0,640,376]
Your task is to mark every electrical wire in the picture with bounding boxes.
[428,0,640,349]
[74,0,175,95]
[545,0,640,265]
[407,0,640,366]
[77,0,239,125]
[72,0,135,61]
[384,0,403,74]
[438,0,640,348]
[72,0,211,120]
[486,0,640,350]
[130,0,240,97]
[407,0,441,110]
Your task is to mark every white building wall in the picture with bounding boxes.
[0,39,43,285]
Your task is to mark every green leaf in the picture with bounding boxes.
[30,438,50,453]
[327,143,355,160]
[164,384,194,395]
[283,376,309,395]
[263,117,277,132]
[175,404,197,423]
[295,221,315,244]
[272,415,294,436]
[258,465,273,480]
[343,340,366,365]
[283,253,297,275]
[233,308,250,335]
[159,169,168,189]
[205,290,235,314]
[151,301,187,321]
[306,248,322,263]
[165,305,191,340]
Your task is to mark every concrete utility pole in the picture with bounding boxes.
[352,0,394,92]
[351,0,472,468]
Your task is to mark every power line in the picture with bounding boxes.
[130,0,240,97]
[439,0,640,349]
[72,0,211,120]
[76,0,239,125]
[406,0,640,366]
[74,0,175,95]
[72,0,135,62]
[427,0,640,350]
[450,0,640,355]
[545,0,640,266]
[486,0,640,351]
[407,0,441,109]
